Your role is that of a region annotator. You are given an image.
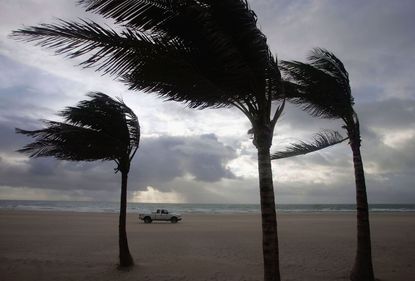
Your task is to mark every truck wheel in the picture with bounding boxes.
[144,217,152,224]
[170,217,178,223]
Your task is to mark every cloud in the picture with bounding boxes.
[357,98,415,131]
[0,133,239,201]
[272,97,415,204]
[0,0,414,203]
[130,134,238,187]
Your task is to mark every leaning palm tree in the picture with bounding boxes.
[12,1,284,280]
[16,92,140,268]
[278,48,375,281]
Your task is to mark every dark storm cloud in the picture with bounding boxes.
[129,134,237,188]
[0,156,118,192]
[0,134,237,197]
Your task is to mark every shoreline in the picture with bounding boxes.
[1,208,415,215]
[1,210,414,280]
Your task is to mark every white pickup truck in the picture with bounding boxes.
[139,209,182,223]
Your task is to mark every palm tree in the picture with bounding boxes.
[12,1,285,280]
[278,48,375,281]
[16,92,140,268]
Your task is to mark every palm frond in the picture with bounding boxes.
[79,0,270,74]
[207,0,270,74]
[16,93,140,162]
[123,57,247,109]
[79,0,178,32]
[11,19,175,77]
[16,121,118,161]
[271,130,347,160]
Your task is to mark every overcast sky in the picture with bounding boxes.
[0,0,414,204]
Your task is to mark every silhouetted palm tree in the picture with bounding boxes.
[279,48,375,281]
[16,92,140,268]
[12,1,284,280]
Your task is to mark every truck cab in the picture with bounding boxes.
[155,209,169,220]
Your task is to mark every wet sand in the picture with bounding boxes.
[0,211,414,281]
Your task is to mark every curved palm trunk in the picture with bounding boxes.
[119,169,134,267]
[349,134,374,281]
[256,130,281,281]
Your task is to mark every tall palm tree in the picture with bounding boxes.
[278,48,375,281]
[16,92,140,268]
[12,1,284,280]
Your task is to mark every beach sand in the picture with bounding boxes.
[0,211,414,281]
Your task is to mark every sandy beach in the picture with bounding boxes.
[0,211,414,281]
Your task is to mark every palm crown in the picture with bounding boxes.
[281,48,354,121]
[16,92,140,165]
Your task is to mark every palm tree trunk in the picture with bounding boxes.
[349,135,374,281]
[119,170,134,267]
[256,131,281,281]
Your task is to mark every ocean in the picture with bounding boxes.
[0,200,414,214]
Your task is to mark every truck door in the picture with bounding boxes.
[155,209,161,220]
[160,209,169,221]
